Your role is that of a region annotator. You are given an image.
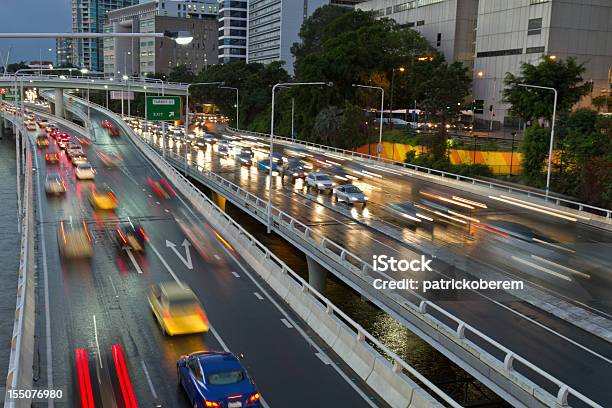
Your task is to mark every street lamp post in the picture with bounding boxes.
[219,86,239,129]
[388,67,405,129]
[518,83,558,196]
[352,84,385,160]
[183,82,222,173]
[267,81,330,233]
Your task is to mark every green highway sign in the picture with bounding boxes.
[146,96,181,121]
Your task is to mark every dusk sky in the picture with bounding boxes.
[0,0,72,64]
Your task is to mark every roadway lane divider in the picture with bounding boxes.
[111,343,137,408]
[75,348,94,408]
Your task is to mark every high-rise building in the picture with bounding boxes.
[247,0,330,74]
[56,38,74,67]
[358,0,612,127]
[218,0,248,63]
[103,0,219,76]
[357,0,478,73]
[71,0,140,72]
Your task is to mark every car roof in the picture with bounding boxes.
[193,352,243,373]
[160,282,197,301]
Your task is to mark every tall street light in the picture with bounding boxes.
[352,84,384,160]
[219,86,239,129]
[183,82,222,172]
[388,66,405,129]
[518,83,558,196]
[267,81,331,233]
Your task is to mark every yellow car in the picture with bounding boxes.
[90,186,119,210]
[58,220,93,259]
[148,282,209,336]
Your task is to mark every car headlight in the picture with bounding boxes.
[317,183,325,187]
[350,197,358,201]
[364,197,368,201]
[293,172,299,176]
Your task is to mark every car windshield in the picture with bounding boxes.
[239,154,251,159]
[316,175,331,181]
[344,186,361,193]
[47,174,60,181]
[207,369,245,385]
[78,163,92,170]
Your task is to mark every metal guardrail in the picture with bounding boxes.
[66,97,604,408]
[0,74,188,92]
[3,114,36,408]
[227,127,612,219]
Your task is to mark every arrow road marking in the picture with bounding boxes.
[166,239,193,269]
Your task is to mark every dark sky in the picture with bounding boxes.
[0,0,72,64]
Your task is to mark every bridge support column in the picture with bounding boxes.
[54,88,64,118]
[0,114,3,140]
[306,256,327,293]
[211,191,226,211]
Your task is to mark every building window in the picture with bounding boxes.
[416,20,425,26]
[386,6,392,15]
[476,48,523,58]
[436,33,441,47]
[526,46,545,54]
[530,0,548,4]
[528,18,542,35]
[406,22,415,27]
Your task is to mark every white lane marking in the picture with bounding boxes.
[165,239,193,269]
[33,148,55,407]
[218,242,378,407]
[108,275,119,298]
[253,292,264,300]
[512,256,571,281]
[93,315,103,368]
[231,271,240,278]
[148,194,152,198]
[530,255,590,279]
[164,209,170,213]
[125,249,143,274]
[315,352,332,365]
[532,237,576,253]
[214,254,221,261]
[148,241,184,287]
[280,318,293,329]
[156,201,161,205]
[140,360,158,399]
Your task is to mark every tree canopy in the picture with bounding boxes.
[503,57,592,123]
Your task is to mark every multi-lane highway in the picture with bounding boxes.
[12,104,383,407]
[121,114,612,406]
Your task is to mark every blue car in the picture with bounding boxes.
[257,159,279,174]
[177,351,262,408]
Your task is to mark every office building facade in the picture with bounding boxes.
[358,0,612,126]
[357,0,478,73]
[103,0,219,76]
[71,0,139,72]
[247,0,330,74]
[56,38,74,67]
[218,0,248,63]
[473,0,612,126]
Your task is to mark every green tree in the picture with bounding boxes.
[519,126,551,186]
[503,57,591,122]
[592,95,610,112]
[190,61,290,131]
[290,6,470,152]
[313,106,342,145]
